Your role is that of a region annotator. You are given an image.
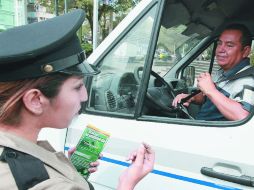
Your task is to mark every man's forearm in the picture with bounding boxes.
[206,89,249,120]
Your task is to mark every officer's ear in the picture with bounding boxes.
[242,45,251,58]
[22,89,48,115]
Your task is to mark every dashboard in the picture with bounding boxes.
[90,72,139,113]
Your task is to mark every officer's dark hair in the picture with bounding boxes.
[224,24,252,48]
[0,73,80,125]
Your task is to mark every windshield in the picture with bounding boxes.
[153,24,206,76]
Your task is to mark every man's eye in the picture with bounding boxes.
[217,41,222,46]
[226,43,234,47]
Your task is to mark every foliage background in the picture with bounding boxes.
[38,0,140,56]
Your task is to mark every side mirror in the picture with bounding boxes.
[183,66,195,87]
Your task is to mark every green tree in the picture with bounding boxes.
[38,0,140,53]
[39,0,67,14]
[73,0,138,41]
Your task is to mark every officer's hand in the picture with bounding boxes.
[88,154,102,173]
[117,143,155,190]
[67,147,76,159]
[68,147,102,173]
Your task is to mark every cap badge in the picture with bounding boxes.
[42,64,54,73]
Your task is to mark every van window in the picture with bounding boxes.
[152,25,204,77]
[250,42,254,65]
[145,25,254,122]
[142,0,254,123]
[87,4,157,115]
[184,43,220,87]
[180,40,254,90]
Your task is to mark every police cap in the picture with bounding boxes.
[0,9,99,82]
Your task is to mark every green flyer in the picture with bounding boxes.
[71,124,110,178]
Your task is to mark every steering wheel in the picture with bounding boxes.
[134,66,193,119]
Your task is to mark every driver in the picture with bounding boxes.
[172,24,254,121]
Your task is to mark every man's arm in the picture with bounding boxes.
[198,72,249,120]
[206,89,249,120]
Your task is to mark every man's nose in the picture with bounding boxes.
[217,44,225,53]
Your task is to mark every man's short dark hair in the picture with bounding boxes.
[224,24,252,47]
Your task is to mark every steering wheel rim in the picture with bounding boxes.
[146,70,178,112]
[134,66,193,119]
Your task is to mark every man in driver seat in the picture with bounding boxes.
[172,24,254,121]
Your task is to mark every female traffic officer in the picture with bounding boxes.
[0,9,154,190]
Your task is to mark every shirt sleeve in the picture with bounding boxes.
[235,85,254,112]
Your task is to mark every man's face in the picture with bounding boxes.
[215,30,249,71]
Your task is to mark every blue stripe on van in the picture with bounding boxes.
[64,146,241,190]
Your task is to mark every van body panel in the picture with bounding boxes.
[65,114,254,189]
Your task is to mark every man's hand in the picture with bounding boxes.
[172,93,193,107]
[197,72,216,95]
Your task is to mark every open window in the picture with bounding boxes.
[141,1,254,124]
[86,3,158,116]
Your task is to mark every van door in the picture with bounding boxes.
[65,0,254,189]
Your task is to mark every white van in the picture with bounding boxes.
[40,0,254,189]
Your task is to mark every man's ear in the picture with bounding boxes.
[242,46,251,58]
[22,89,48,115]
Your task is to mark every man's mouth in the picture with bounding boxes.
[216,55,227,61]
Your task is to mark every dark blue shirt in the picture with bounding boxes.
[196,58,253,121]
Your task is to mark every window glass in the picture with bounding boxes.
[187,39,254,88]
[142,17,210,118]
[87,5,157,115]
[152,24,204,76]
[184,43,220,88]
[250,41,254,65]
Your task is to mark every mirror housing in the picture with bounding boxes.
[183,66,195,87]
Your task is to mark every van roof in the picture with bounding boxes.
[161,0,254,37]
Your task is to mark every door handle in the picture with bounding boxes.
[201,167,254,187]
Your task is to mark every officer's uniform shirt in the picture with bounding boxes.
[0,131,90,190]
[196,58,254,121]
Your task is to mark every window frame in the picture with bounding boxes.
[84,0,165,120]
